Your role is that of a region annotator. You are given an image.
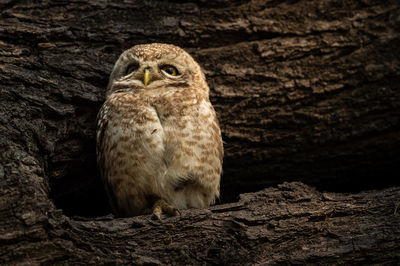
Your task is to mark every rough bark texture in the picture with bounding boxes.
[2,182,400,265]
[1,0,400,264]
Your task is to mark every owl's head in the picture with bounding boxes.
[106,43,208,97]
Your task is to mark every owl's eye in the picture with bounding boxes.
[126,64,138,75]
[161,65,179,76]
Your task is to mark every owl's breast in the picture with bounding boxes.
[98,92,166,175]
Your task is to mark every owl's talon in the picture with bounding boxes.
[152,199,179,219]
[151,212,162,220]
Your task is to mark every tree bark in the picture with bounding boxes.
[2,182,400,265]
[1,0,400,264]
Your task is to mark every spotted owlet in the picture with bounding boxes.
[96,43,223,219]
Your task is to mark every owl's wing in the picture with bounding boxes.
[96,105,119,214]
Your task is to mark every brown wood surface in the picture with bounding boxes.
[1,0,400,264]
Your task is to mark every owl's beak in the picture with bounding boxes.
[143,69,151,86]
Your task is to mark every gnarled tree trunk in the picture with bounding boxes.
[1,0,399,264]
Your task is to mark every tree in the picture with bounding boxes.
[1,0,399,264]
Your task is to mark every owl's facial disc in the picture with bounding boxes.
[106,44,205,97]
[124,61,182,87]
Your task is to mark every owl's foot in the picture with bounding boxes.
[151,199,180,220]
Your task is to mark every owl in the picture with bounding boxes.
[96,43,223,219]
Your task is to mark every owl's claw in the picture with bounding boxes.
[151,199,180,220]
[151,211,162,220]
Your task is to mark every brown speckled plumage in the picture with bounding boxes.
[96,43,223,217]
